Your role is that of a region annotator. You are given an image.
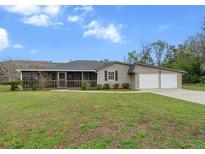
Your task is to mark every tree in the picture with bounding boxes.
[100,59,110,64]
[151,40,167,66]
[171,45,201,83]
[125,50,138,64]
[202,17,205,32]
[139,42,154,64]
[0,58,20,81]
[163,45,177,68]
[183,33,205,76]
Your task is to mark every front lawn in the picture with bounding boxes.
[0,85,205,148]
[183,83,205,91]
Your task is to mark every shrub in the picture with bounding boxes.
[103,83,110,89]
[81,81,89,90]
[9,80,22,91]
[38,73,51,90]
[0,81,9,85]
[32,85,38,91]
[183,74,200,83]
[113,83,119,89]
[96,84,102,90]
[122,83,130,89]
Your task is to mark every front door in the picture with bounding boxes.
[58,72,67,88]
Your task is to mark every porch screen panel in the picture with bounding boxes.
[83,72,89,80]
[45,72,57,80]
[22,72,38,80]
[89,72,97,80]
[67,72,81,80]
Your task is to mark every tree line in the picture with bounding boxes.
[102,20,205,83]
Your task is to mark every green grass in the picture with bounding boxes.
[0,85,10,92]
[183,83,205,91]
[0,85,205,148]
[80,122,101,132]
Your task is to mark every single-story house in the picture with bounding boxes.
[17,60,186,89]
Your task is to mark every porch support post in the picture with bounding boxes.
[159,71,161,89]
[65,72,67,88]
[20,71,22,81]
[19,71,23,90]
[81,72,84,86]
[82,72,84,81]
[57,72,59,88]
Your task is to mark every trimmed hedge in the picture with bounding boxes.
[122,83,130,89]
[113,83,119,89]
[96,84,102,90]
[103,83,110,89]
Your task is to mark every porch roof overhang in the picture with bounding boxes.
[16,69,96,72]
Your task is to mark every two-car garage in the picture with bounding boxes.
[139,73,178,89]
[130,63,184,89]
[96,61,184,90]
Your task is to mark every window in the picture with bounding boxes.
[107,71,115,81]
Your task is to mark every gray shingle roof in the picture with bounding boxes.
[45,60,105,71]
[95,61,130,71]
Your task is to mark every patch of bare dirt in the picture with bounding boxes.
[138,115,152,132]
[0,143,6,148]
[57,112,121,148]
[46,129,55,137]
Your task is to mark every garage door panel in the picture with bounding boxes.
[161,74,177,88]
[139,74,159,89]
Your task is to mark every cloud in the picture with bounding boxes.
[23,14,50,27]
[67,6,93,23]
[13,43,23,49]
[43,5,61,17]
[2,5,40,16]
[30,50,39,54]
[2,5,63,27]
[83,20,122,43]
[67,15,81,23]
[157,24,170,32]
[74,6,93,13]
[0,28,9,52]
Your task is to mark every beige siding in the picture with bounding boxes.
[130,74,135,89]
[97,64,131,88]
[133,65,177,73]
[97,64,183,89]
[177,73,182,88]
[133,65,182,89]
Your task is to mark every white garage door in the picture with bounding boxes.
[161,74,177,88]
[139,74,159,89]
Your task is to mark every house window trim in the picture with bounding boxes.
[107,70,115,81]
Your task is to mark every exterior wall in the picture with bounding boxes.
[177,73,182,88]
[97,63,131,88]
[130,74,135,89]
[133,65,182,89]
[130,73,138,89]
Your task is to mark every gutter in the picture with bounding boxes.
[16,69,96,72]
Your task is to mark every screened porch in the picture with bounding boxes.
[21,71,97,89]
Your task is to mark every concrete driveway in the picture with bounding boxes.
[146,89,205,105]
